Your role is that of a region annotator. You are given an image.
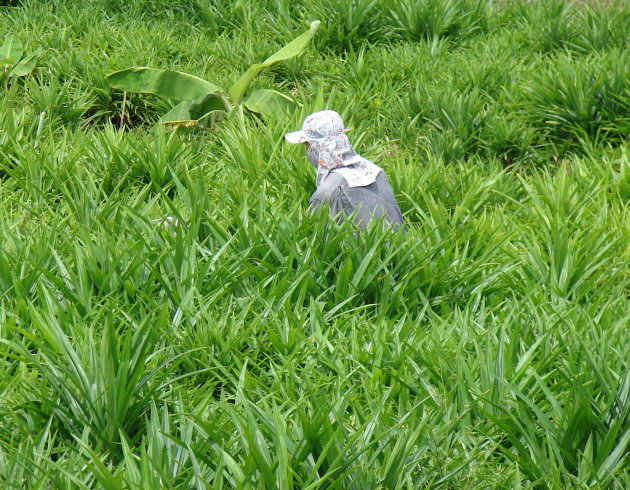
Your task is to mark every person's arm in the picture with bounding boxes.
[308,173,351,222]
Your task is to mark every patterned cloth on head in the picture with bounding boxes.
[285,110,382,188]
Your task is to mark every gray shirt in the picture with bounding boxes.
[309,171,404,229]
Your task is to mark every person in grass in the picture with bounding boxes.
[285,110,404,229]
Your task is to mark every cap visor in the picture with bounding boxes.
[285,131,306,144]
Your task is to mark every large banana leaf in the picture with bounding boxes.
[229,20,320,103]
[10,49,40,77]
[243,89,295,119]
[160,92,231,128]
[106,68,223,101]
[0,34,23,65]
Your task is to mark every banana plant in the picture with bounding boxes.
[0,34,40,82]
[105,20,320,129]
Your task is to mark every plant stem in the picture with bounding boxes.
[120,90,127,130]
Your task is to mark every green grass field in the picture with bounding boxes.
[0,0,629,487]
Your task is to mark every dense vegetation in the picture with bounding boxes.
[0,0,628,487]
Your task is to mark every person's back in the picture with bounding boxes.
[309,171,403,229]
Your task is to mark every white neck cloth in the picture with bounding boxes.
[306,134,382,188]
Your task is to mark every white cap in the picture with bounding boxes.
[285,130,309,144]
[285,110,350,144]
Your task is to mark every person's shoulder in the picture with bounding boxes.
[375,169,390,182]
[313,172,347,197]
[323,171,348,188]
